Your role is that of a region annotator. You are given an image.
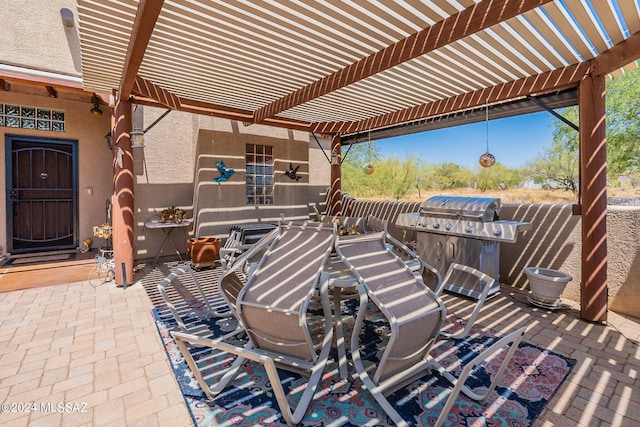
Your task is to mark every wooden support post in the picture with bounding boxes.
[579,73,607,323]
[329,134,342,216]
[112,99,135,286]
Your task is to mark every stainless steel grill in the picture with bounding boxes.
[396,196,531,298]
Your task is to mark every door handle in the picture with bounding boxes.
[436,241,443,260]
[9,189,18,200]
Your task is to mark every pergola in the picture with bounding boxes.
[75,0,640,322]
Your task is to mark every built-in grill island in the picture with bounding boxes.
[396,196,531,299]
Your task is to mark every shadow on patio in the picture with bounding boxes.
[0,259,638,426]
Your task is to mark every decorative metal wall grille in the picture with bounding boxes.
[0,104,65,132]
[246,143,274,205]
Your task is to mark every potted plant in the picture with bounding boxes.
[157,206,186,223]
[93,224,112,239]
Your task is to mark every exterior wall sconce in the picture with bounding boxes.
[331,148,341,165]
[130,129,145,148]
[90,94,102,116]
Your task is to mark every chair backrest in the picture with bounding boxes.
[337,232,446,383]
[236,222,335,362]
[216,226,280,315]
[364,214,387,233]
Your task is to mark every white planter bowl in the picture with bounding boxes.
[524,267,572,309]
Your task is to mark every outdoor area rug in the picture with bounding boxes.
[152,299,576,427]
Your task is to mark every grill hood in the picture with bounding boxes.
[419,196,500,222]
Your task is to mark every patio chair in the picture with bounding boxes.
[322,214,430,277]
[367,216,496,341]
[364,214,430,277]
[157,265,222,333]
[436,262,496,339]
[337,232,526,427]
[218,229,243,271]
[171,222,336,426]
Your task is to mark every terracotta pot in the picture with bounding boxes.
[187,237,221,268]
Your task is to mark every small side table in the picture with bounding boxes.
[144,219,191,267]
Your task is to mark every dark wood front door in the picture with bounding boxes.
[6,136,78,253]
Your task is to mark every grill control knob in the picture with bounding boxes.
[433,222,439,229]
[466,226,473,233]
[445,224,452,231]
[421,222,428,228]
[494,229,502,236]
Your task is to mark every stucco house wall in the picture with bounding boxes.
[1,1,331,260]
[133,107,331,261]
[1,0,81,77]
[0,90,113,254]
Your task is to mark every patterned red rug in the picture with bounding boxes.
[152,299,575,426]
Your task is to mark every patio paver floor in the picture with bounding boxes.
[0,260,638,427]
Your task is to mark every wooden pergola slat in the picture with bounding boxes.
[253,0,553,123]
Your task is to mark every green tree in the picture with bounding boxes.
[474,163,522,191]
[430,162,473,190]
[525,143,578,192]
[605,69,640,176]
[341,140,382,197]
[378,157,420,200]
[548,68,640,181]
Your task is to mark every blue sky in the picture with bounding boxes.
[376,111,557,169]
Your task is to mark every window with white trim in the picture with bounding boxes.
[246,144,274,205]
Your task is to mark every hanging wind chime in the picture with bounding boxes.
[479,104,496,168]
[363,131,375,175]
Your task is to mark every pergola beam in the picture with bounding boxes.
[253,0,553,123]
[131,93,311,132]
[314,63,590,134]
[118,0,164,100]
[590,31,640,76]
[132,76,180,110]
[313,30,640,136]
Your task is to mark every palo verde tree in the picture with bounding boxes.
[605,68,640,178]
[525,107,580,193]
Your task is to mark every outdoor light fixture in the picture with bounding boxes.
[130,129,145,148]
[90,94,102,117]
[479,104,496,168]
[331,147,341,165]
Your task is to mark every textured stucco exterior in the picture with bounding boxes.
[0,90,113,253]
[500,204,640,318]
[1,0,81,77]
[1,1,331,260]
[133,107,331,261]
